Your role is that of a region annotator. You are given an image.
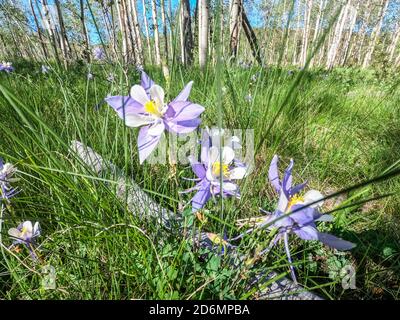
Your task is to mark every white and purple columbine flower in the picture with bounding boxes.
[0,158,19,201]
[183,131,248,213]
[105,71,205,163]
[87,72,94,80]
[0,61,14,73]
[93,47,106,61]
[233,155,355,283]
[8,221,41,260]
[41,65,50,74]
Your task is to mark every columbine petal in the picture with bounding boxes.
[168,101,205,121]
[173,81,193,102]
[191,181,212,212]
[22,221,33,233]
[141,71,155,96]
[105,96,145,119]
[317,232,356,251]
[137,126,163,164]
[125,114,154,127]
[165,118,201,134]
[147,120,165,136]
[303,189,324,208]
[314,214,334,222]
[222,147,235,164]
[208,147,220,164]
[294,225,319,240]
[33,222,40,237]
[289,204,316,226]
[149,84,165,108]
[268,155,281,193]
[282,159,294,196]
[8,228,21,239]
[229,166,247,180]
[130,85,149,105]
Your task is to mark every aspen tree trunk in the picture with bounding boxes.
[168,0,174,59]
[312,0,325,43]
[102,2,118,59]
[326,0,350,69]
[116,0,128,63]
[300,0,313,67]
[362,0,389,68]
[79,0,90,62]
[141,0,153,65]
[292,0,301,65]
[151,0,162,65]
[340,1,359,66]
[181,0,193,65]
[54,0,70,65]
[130,0,144,64]
[123,0,136,63]
[160,0,169,61]
[310,0,326,67]
[30,0,49,60]
[220,0,225,57]
[355,2,372,65]
[199,0,209,69]
[388,22,400,62]
[41,0,61,66]
[229,0,242,60]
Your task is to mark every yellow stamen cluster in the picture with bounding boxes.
[144,100,161,116]
[207,233,228,246]
[287,194,304,210]
[20,226,28,237]
[212,162,230,177]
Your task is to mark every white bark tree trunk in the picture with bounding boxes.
[199,0,209,69]
[362,0,389,68]
[326,0,351,69]
[151,0,162,65]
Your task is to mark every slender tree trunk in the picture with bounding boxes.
[340,1,359,66]
[229,0,242,60]
[160,0,169,61]
[41,0,61,66]
[300,0,313,66]
[79,0,90,62]
[151,0,162,65]
[116,0,128,63]
[362,0,389,68]
[292,0,301,65]
[199,0,209,68]
[388,22,400,62]
[54,0,69,65]
[30,0,49,60]
[181,0,193,65]
[326,0,350,69]
[141,0,153,65]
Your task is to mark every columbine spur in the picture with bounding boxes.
[105,71,205,163]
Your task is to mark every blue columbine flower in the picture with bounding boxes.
[233,155,355,283]
[182,128,248,213]
[93,47,106,61]
[0,61,14,73]
[0,158,19,201]
[8,221,41,261]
